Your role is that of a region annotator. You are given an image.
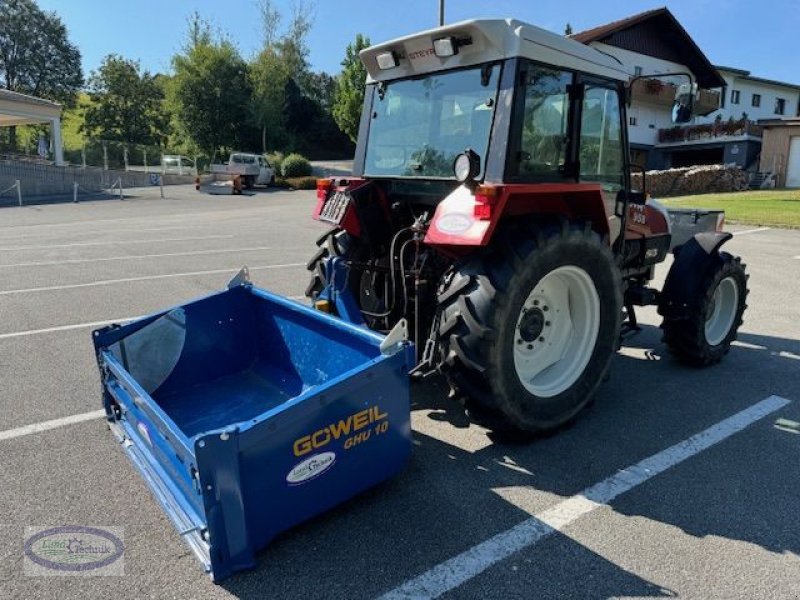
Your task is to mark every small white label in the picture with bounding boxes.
[286,452,336,485]
[437,213,473,234]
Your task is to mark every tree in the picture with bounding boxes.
[169,16,252,158]
[258,0,281,49]
[0,0,82,147]
[83,55,168,146]
[250,47,290,152]
[307,71,336,112]
[250,0,315,151]
[564,23,573,36]
[277,0,314,88]
[332,34,370,143]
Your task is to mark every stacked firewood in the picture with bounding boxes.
[632,164,748,198]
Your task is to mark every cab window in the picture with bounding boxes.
[510,66,573,180]
[579,81,624,192]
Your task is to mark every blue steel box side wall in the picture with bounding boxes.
[196,349,412,580]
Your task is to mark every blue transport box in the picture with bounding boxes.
[93,282,413,581]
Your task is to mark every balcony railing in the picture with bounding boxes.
[658,119,763,144]
[631,79,720,116]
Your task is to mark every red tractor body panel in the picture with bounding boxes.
[424,182,611,249]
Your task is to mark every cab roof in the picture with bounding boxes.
[360,18,631,83]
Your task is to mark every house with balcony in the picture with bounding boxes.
[654,67,800,172]
[570,7,800,175]
[571,7,726,170]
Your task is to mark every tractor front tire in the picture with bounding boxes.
[437,222,622,435]
[662,253,748,366]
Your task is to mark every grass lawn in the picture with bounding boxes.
[661,189,800,229]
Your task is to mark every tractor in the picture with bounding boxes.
[307,18,749,435]
[90,18,751,580]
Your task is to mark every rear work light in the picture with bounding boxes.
[433,37,458,57]
[433,35,472,57]
[474,185,500,221]
[376,51,399,70]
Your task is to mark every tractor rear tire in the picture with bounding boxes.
[304,227,358,299]
[662,253,748,366]
[437,221,622,435]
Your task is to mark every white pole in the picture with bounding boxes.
[160,176,165,199]
[103,142,108,171]
[143,148,148,174]
[51,117,64,166]
[73,181,79,203]
[81,145,86,169]
[123,146,129,171]
[117,177,123,200]
[15,179,21,206]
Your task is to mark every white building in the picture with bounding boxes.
[0,89,64,165]
[703,66,800,123]
[571,8,799,172]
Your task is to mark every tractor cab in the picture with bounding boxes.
[324,19,694,268]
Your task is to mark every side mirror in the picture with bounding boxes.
[672,83,697,124]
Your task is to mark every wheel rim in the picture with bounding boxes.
[705,276,739,346]
[513,266,601,398]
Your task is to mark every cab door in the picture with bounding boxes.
[576,77,626,242]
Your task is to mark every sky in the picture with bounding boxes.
[37,0,798,85]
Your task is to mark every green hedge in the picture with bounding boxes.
[266,151,285,175]
[281,153,312,178]
[276,176,317,190]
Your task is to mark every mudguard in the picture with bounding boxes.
[658,231,733,320]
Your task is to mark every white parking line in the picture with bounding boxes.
[0,263,304,296]
[0,317,139,341]
[0,234,233,252]
[0,410,106,442]
[0,296,306,341]
[381,395,791,599]
[732,227,771,236]
[0,246,272,268]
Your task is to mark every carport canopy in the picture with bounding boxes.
[0,88,63,165]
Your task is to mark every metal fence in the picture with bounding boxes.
[0,155,195,207]
[61,139,199,175]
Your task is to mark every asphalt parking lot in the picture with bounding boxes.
[0,184,798,599]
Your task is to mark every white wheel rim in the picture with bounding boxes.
[512,266,601,398]
[705,276,739,346]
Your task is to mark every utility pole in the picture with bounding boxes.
[439,0,444,26]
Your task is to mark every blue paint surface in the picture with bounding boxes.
[93,284,413,582]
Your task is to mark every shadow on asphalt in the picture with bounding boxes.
[218,325,798,599]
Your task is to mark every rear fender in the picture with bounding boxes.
[658,231,733,320]
[424,183,611,248]
[313,179,393,248]
[313,178,367,237]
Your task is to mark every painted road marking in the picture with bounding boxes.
[0,297,306,341]
[0,317,139,341]
[0,246,272,269]
[0,234,234,252]
[732,227,771,236]
[0,410,106,442]
[381,395,791,599]
[0,263,304,296]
